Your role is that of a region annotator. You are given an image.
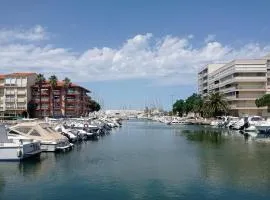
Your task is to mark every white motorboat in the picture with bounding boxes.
[225,116,239,128]
[0,125,42,161]
[255,118,270,132]
[54,124,78,142]
[9,122,73,152]
[210,116,226,127]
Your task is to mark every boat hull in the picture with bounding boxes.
[0,143,42,161]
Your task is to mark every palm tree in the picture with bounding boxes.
[203,92,229,117]
[35,74,46,118]
[48,75,58,117]
[63,77,71,117]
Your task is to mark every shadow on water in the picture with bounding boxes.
[180,129,226,146]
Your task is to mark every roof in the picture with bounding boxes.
[6,72,36,77]
[1,72,36,78]
[32,80,91,92]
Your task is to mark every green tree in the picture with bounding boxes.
[203,92,229,117]
[63,77,71,117]
[35,74,46,118]
[49,75,58,117]
[89,100,101,112]
[255,94,270,112]
[185,93,203,115]
[193,95,204,116]
[27,100,38,118]
[173,99,186,116]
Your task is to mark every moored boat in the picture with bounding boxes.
[0,125,42,161]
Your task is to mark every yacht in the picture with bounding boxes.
[255,118,270,132]
[0,124,42,161]
[9,122,73,152]
[54,124,78,142]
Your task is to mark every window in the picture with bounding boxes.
[30,129,41,136]
[14,127,32,133]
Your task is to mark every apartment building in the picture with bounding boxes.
[198,58,270,117]
[31,81,91,118]
[0,73,37,117]
[198,64,225,97]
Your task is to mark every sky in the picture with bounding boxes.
[1,0,270,110]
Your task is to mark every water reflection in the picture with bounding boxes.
[181,129,226,145]
[181,127,270,194]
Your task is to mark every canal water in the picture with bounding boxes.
[1,120,270,199]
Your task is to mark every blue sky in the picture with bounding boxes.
[1,0,270,110]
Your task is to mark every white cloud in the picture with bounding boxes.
[0,25,48,43]
[0,26,270,85]
[204,34,216,43]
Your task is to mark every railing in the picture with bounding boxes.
[17,106,26,110]
[234,76,266,81]
[5,99,15,102]
[237,85,265,89]
[33,98,49,101]
[5,91,15,95]
[4,84,27,87]
[53,91,61,95]
[67,91,80,95]
[17,98,26,103]
[5,105,16,109]
[66,99,76,102]
[17,91,26,95]
[32,92,50,96]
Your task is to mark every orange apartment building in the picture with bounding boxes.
[31,81,91,118]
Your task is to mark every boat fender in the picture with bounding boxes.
[17,149,23,157]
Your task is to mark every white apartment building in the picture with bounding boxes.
[0,73,37,117]
[198,58,270,117]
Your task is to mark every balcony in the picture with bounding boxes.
[32,91,50,96]
[53,90,61,95]
[5,98,15,103]
[66,106,76,110]
[67,91,80,95]
[5,91,15,95]
[220,87,236,93]
[17,91,26,95]
[17,98,26,103]
[226,96,258,101]
[230,104,267,110]
[17,106,26,110]
[234,76,266,82]
[5,105,16,109]
[33,98,49,102]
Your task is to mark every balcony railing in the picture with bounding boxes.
[33,98,49,102]
[5,91,15,95]
[53,91,61,95]
[17,91,26,95]
[5,99,15,102]
[17,98,26,103]
[236,85,265,89]
[67,91,80,95]
[32,92,50,96]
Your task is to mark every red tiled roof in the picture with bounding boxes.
[0,74,5,79]
[32,80,91,92]
[6,72,36,77]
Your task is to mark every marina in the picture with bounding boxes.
[1,119,270,199]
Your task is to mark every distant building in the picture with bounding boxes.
[31,81,91,118]
[0,73,37,117]
[198,57,270,117]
